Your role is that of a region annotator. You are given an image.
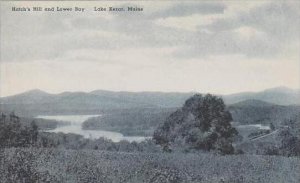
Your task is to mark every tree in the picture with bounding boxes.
[269,122,275,131]
[154,94,238,154]
[276,127,300,156]
[0,113,38,148]
[30,120,39,145]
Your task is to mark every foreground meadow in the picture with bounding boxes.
[1,148,299,183]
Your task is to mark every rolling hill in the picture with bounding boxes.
[0,87,299,116]
[228,99,300,126]
[223,87,300,105]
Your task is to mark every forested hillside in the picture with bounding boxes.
[83,108,175,136]
[228,100,300,126]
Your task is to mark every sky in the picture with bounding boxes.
[0,1,299,97]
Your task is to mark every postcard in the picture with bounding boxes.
[0,1,299,182]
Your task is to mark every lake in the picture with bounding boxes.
[236,124,271,130]
[35,114,147,142]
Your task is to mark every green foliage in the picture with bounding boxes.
[0,112,39,148]
[238,127,300,157]
[154,94,238,154]
[228,103,300,126]
[248,129,270,139]
[0,148,58,182]
[1,148,300,183]
[269,123,275,131]
[282,114,300,138]
[1,112,160,153]
[83,108,173,136]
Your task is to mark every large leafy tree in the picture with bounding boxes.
[0,112,39,148]
[154,94,238,154]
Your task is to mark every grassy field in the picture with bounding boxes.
[1,148,299,183]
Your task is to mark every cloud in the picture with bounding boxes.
[1,1,299,62]
[1,1,299,96]
[154,14,223,32]
[233,26,266,41]
[157,1,300,60]
[149,2,225,18]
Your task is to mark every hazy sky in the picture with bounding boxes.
[1,1,299,97]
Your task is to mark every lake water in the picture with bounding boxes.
[35,114,147,142]
[236,124,270,130]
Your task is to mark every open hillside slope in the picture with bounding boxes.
[1,148,300,183]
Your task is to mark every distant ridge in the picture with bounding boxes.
[262,86,299,93]
[230,99,277,107]
[11,89,51,97]
[0,89,54,104]
[223,87,300,105]
[0,87,299,115]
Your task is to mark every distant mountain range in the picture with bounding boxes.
[223,87,300,106]
[229,99,276,108]
[0,87,299,116]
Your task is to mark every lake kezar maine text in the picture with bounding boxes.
[11,6,143,12]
